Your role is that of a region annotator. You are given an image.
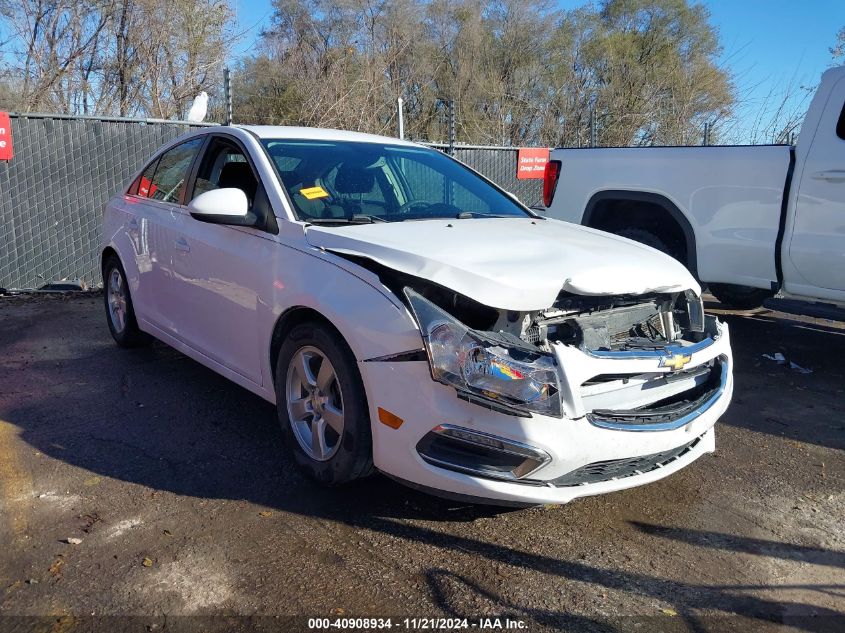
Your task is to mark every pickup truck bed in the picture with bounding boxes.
[553,144,791,290]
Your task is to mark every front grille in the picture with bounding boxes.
[546,435,702,487]
[585,356,727,431]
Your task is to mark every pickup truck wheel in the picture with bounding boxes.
[103,255,152,348]
[275,323,374,485]
[615,227,683,262]
[708,283,773,310]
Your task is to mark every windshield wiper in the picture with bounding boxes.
[305,214,386,225]
[454,211,518,219]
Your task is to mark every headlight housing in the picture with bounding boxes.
[405,288,562,417]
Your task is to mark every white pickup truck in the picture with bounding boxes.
[542,66,845,310]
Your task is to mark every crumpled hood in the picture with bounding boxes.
[306,217,700,311]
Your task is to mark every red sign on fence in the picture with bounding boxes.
[0,112,13,161]
[516,147,549,180]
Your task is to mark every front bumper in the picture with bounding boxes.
[361,318,732,505]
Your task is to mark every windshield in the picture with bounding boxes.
[260,139,531,223]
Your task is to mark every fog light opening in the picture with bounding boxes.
[417,424,550,482]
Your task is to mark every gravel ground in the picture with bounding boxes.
[0,293,842,632]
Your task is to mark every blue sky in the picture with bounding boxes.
[701,0,844,139]
[231,0,845,140]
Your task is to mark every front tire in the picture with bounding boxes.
[708,283,773,310]
[275,322,374,485]
[103,255,151,348]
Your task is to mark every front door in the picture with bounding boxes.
[170,136,277,385]
[788,77,845,291]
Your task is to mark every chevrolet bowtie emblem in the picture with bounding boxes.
[660,353,692,371]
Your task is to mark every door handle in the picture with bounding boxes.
[811,170,845,183]
[174,237,190,253]
[127,218,139,230]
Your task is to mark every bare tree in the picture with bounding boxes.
[831,25,845,65]
[237,0,734,146]
[0,0,109,111]
[0,0,235,118]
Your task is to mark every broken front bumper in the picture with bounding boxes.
[362,317,732,505]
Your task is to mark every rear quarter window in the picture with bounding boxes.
[129,137,204,203]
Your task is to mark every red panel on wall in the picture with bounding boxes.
[0,112,12,161]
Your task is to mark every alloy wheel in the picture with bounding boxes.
[107,268,128,333]
[285,346,345,461]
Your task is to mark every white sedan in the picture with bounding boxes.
[101,126,733,505]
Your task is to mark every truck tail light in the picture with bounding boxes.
[543,160,561,208]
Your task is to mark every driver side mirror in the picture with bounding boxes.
[188,188,255,226]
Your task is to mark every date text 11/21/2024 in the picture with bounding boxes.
[307,617,528,630]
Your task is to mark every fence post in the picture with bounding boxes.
[448,100,456,155]
[223,67,232,125]
[702,121,710,146]
[397,97,405,140]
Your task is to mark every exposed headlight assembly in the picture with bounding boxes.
[405,288,562,417]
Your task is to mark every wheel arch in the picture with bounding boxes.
[100,246,119,273]
[583,190,699,278]
[262,248,423,396]
[269,306,348,383]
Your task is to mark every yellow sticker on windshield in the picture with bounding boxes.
[300,186,329,200]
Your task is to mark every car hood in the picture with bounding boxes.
[306,217,700,311]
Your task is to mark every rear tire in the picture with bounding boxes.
[275,322,374,485]
[103,255,151,348]
[708,283,773,310]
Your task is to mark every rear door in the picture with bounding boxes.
[170,135,279,384]
[788,77,845,291]
[124,137,204,331]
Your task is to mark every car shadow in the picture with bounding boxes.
[630,522,845,571]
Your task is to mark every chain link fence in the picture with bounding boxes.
[0,115,542,290]
[432,144,543,208]
[0,115,209,290]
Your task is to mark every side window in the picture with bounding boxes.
[837,101,845,141]
[131,158,159,197]
[191,139,259,205]
[135,138,203,203]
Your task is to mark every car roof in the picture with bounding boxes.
[231,125,420,147]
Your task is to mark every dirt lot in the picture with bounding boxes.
[0,293,843,632]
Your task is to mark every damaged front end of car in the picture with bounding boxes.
[398,273,725,425]
[404,287,564,418]
[390,273,730,489]
[330,248,730,491]
[528,289,706,353]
